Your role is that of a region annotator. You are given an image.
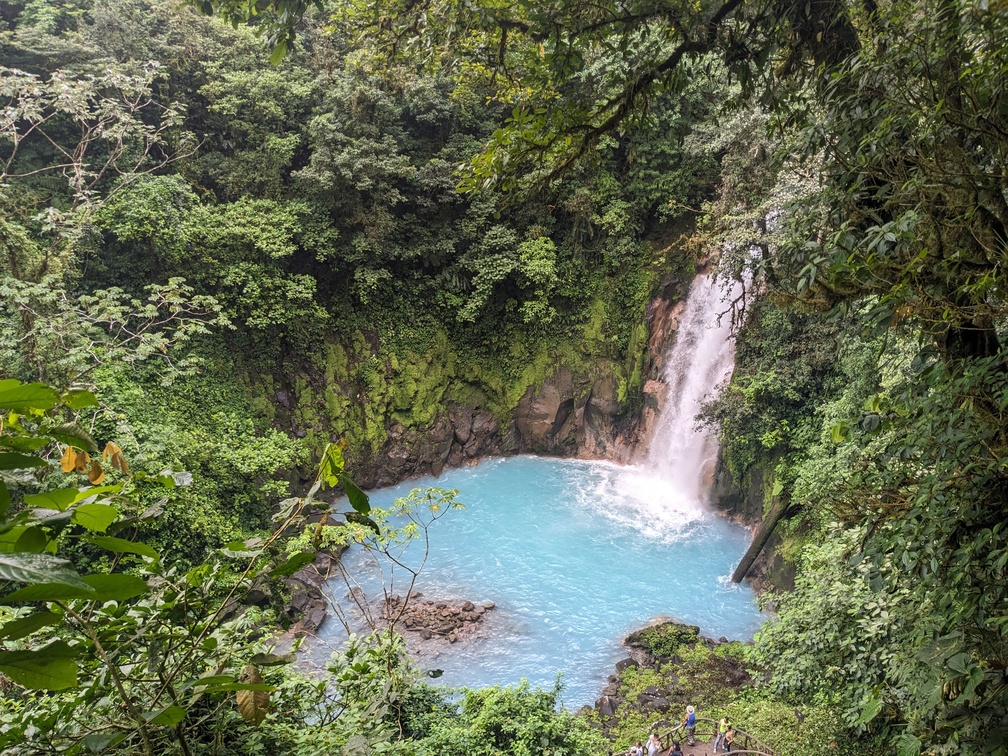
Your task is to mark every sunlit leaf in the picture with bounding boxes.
[73,503,118,532]
[87,535,159,561]
[63,390,98,410]
[0,381,59,412]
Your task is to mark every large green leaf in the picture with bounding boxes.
[3,582,97,602]
[62,390,98,411]
[0,640,77,690]
[82,574,148,602]
[270,551,315,577]
[13,526,47,554]
[0,381,59,412]
[24,488,79,512]
[142,706,187,726]
[0,611,61,640]
[44,423,98,453]
[338,472,370,514]
[0,553,91,589]
[82,732,127,753]
[0,452,47,470]
[73,503,119,533]
[88,536,159,561]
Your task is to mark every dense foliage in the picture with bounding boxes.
[1,0,1006,754]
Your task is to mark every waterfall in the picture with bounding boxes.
[645,271,742,505]
[581,270,744,539]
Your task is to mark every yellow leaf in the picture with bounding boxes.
[61,446,77,473]
[103,442,129,473]
[74,451,90,473]
[111,452,129,474]
[236,664,269,725]
[101,441,121,462]
[87,459,105,485]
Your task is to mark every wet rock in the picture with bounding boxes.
[595,695,619,718]
[616,658,640,674]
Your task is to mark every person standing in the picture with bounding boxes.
[681,705,697,746]
[647,732,662,756]
[669,742,683,756]
[724,725,735,752]
[630,741,644,756]
[713,715,729,751]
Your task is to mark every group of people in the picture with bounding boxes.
[627,706,735,755]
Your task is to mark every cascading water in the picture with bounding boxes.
[312,271,760,706]
[592,270,744,540]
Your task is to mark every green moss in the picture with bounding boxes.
[626,621,701,659]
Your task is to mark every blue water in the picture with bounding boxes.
[313,455,763,707]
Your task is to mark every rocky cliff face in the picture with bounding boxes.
[345,278,689,489]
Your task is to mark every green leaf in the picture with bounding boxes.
[3,582,97,602]
[199,682,275,693]
[24,488,79,512]
[26,485,121,512]
[0,611,61,640]
[82,574,148,602]
[142,706,187,726]
[44,423,98,452]
[0,452,47,470]
[176,674,235,692]
[857,691,883,725]
[947,652,972,675]
[0,640,77,690]
[156,469,193,488]
[83,732,127,753]
[268,38,287,65]
[13,526,47,554]
[0,553,91,590]
[63,390,98,410]
[320,444,344,488]
[0,381,59,412]
[338,472,370,514]
[249,652,296,666]
[0,481,9,518]
[87,536,159,561]
[344,511,379,534]
[270,551,315,578]
[73,503,119,532]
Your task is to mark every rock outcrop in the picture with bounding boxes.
[589,620,752,742]
[386,593,496,644]
[283,551,341,637]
